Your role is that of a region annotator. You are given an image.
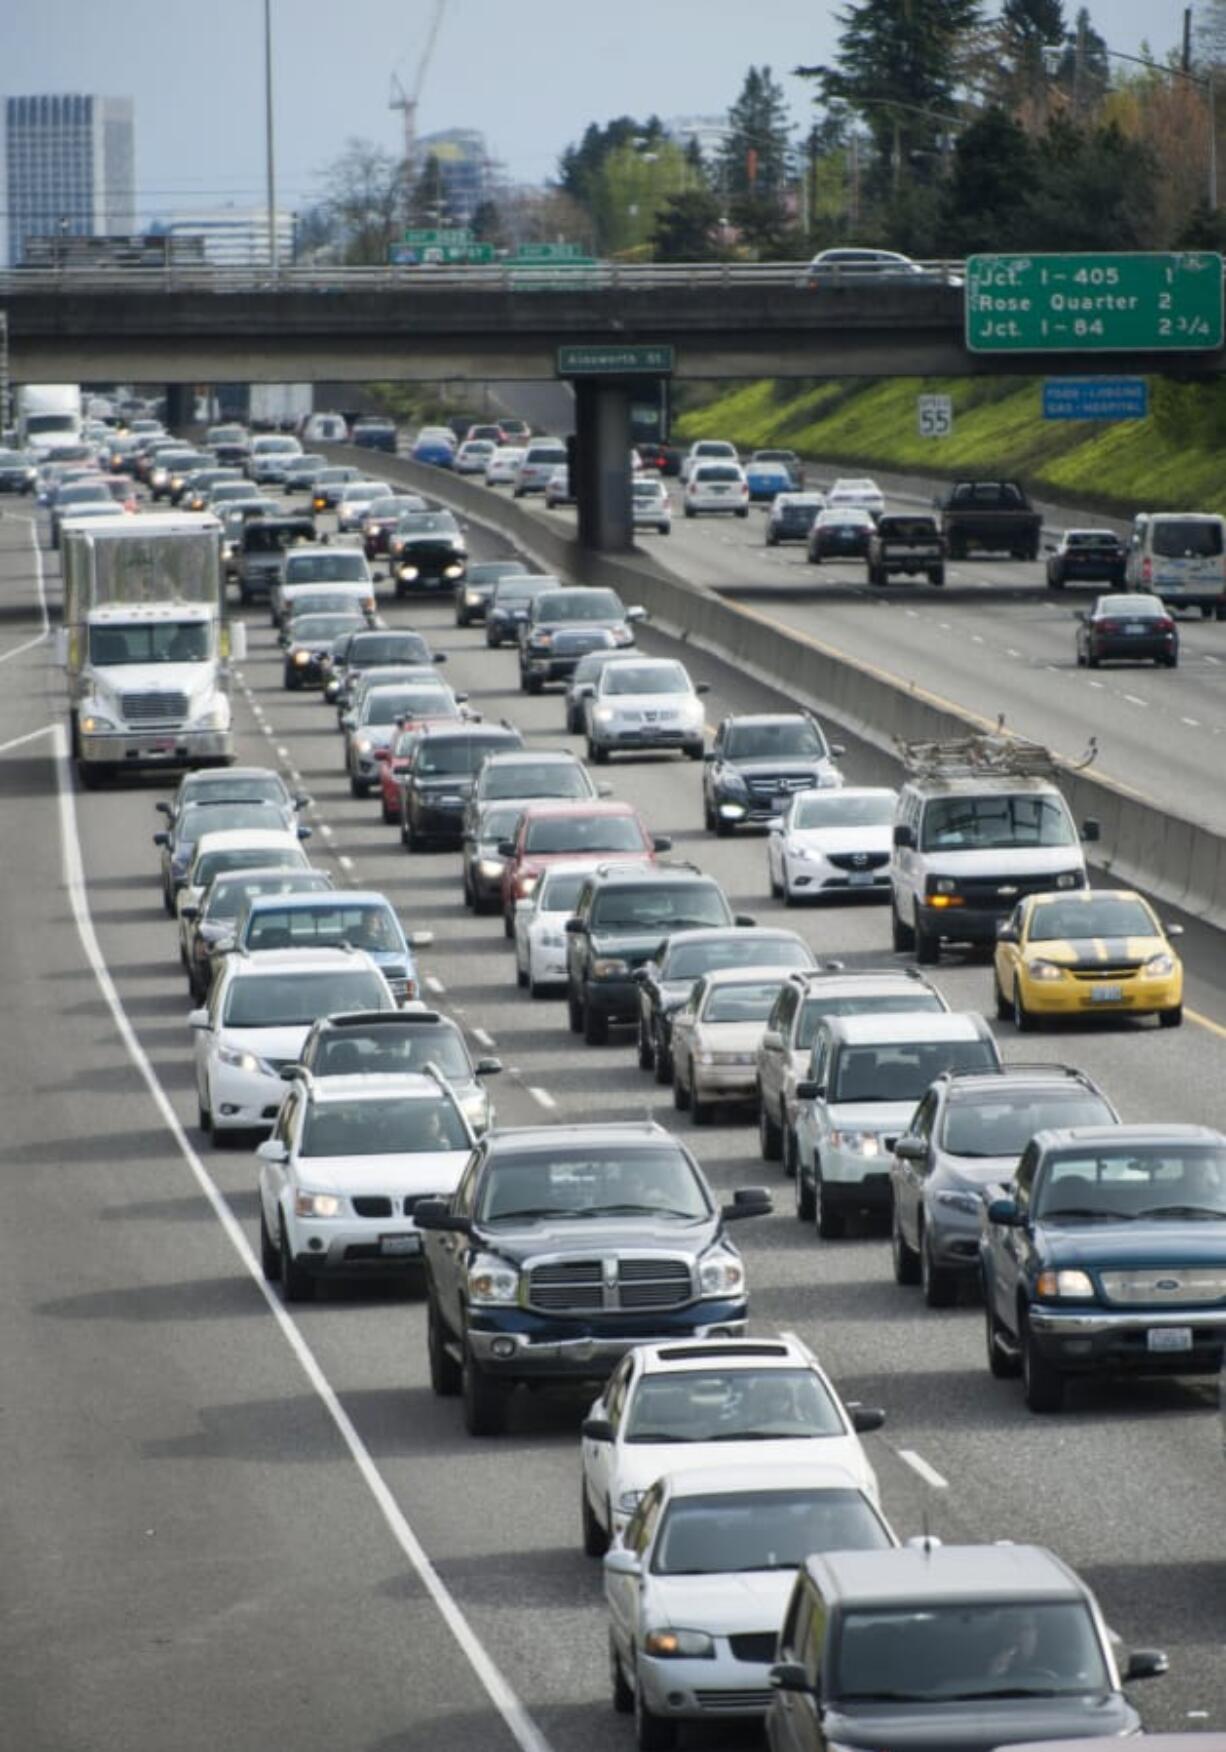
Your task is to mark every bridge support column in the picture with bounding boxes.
[164,383,194,428]
[574,378,633,554]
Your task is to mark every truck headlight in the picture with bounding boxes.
[399,566,420,581]
[80,713,117,733]
[190,702,229,731]
[294,1191,343,1219]
[443,564,464,579]
[468,1253,519,1305]
[698,1248,744,1298]
[644,1629,715,1659]
[1036,1269,1095,1299]
[591,957,629,978]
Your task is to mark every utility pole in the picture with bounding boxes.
[1183,6,1193,73]
[264,0,278,272]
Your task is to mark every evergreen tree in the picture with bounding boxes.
[939,107,1036,250]
[999,0,1066,116]
[1053,7,1112,115]
[720,66,794,203]
[650,189,724,260]
[408,153,446,227]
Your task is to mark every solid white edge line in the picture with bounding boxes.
[0,515,51,664]
[898,1448,949,1491]
[0,723,55,755]
[52,719,554,1752]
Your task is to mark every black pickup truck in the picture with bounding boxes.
[938,479,1043,561]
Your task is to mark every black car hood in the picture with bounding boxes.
[473,1215,712,1262]
[822,1692,1134,1752]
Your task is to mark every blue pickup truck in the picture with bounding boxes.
[981,1123,1226,1412]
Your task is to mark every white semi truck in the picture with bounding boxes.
[17,383,83,456]
[59,511,247,786]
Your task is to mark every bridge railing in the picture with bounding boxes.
[0,260,969,296]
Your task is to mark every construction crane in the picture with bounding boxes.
[390,0,448,182]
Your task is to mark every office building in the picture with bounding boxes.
[159,208,296,267]
[3,94,135,266]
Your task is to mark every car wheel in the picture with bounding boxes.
[783,874,801,908]
[672,1064,691,1111]
[985,1285,1021,1378]
[914,913,940,965]
[503,908,514,941]
[1159,1005,1183,1028]
[637,1020,655,1072]
[381,793,396,824]
[993,973,1011,1022]
[891,900,915,952]
[582,1482,608,1558]
[782,1124,797,1181]
[921,1226,958,1308]
[758,1094,782,1162]
[685,742,704,761]
[794,1154,815,1222]
[162,880,175,918]
[462,1343,510,1436]
[690,1084,712,1126]
[653,1028,672,1086]
[1086,651,1100,669]
[1013,982,1035,1033]
[814,1167,846,1239]
[714,813,733,838]
[350,775,370,799]
[892,1205,921,1285]
[259,1208,279,1282]
[1165,654,1179,668]
[567,990,584,1033]
[583,998,609,1045]
[197,1090,213,1134]
[516,955,528,989]
[610,1634,633,1713]
[768,856,782,897]
[634,1661,677,1751]
[427,1295,462,1396]
[279,1223,315,1304]
[1021,1309,1065,1412]
[590,741,609,765]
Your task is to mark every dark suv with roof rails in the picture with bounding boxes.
[414,1120,771,1435]
[517,587,646,692]
[398,722,524,851]
[565,863,754,1045]
[703,712,844,835]
[288,1008,502,1135]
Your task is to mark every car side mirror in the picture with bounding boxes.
[412,1198,471,1235]
[293,793,310,808]
[995,921,1018,943]
[893,823,915,848]
[770,1661,812,1695]
[341,712,355,730]
[187,1008,210,1030]
[652,835,673,853]
[702,750,716,762]
[433,652,448,663]
[1166,922,1184,937]
[256,1139,288,1163]
[830,743,846,757]
[596,782,613,797]
[179,903,200,923]
[1124,1649,1169,1682]
[564,917,585,934]
[1082,818,1101,843]
[1045,541,1057,553]
[152,831,169,847]
[847,1403,886,1434]
[454,690,468,703]
[795,1080,822,1101]
[734,913,757,927]
[296,825,313,840]
[155,801,173,818]
[279,1063,303,1081]
[497,841,516,858]
[1075,610,1087,622]
[603,1548,641,1577]
[894,1136,928,1162]
[987,1196,1022,1227]
[581,1416,614,1443]
[476,1057,502,1076]
[695,683,711,695]
[722,1187,772,1221]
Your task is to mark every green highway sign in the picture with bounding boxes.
[966,252,1223,353]
[557,344,675,376]
[389,241,494,265]
[403,227,474,247]
[515,242,589,262]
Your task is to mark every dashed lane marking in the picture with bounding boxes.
[0,516,50,664]
[424,974,445,996]
[529,1087,558,1110]
[472,1027,495,1048]
[898,1449,949,1490]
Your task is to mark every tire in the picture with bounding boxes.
[795,1155,815,1222]
[782,1124,798,1181]
[583,999,609,1046]
[284,670,300,691]
[279,1224,315,1304]
[768,857,782,897]
[567,989,584,1034]
[1021,1310,1065,1412]
[736,508,748,520]
[197,1090,213,1135]
[672,1064,691,1111]
[582,1482,608,1558]
[1159,1005,1183,1028]
[690,1085,712,1126]
[653,1027,672,1087]
[524,674,542,696]
[349,775,370,799]
[814,1168,846,1239]
[637,1020,655,1072]
[503,908,514,941]
[634,1664,677,1751]
[516,957,527,989]
[590,741,609,765]
[610,1635,633,1714]
[162,880,175,918]
[462,1343,510,1436]
[258,1208,280,1281]
[758,1095,782,1162]
[1086,652,1100,669]
[921,1227,958,1308]
[892,1206,921,1284]
[715,814,733,838]
[929,568,945,587]
[1013,981,1035,1033]
[892,900,915,952]
[914,913,940,965]
[684,507,695,519]
[427,1295,462,1396]
[685,742,703,761]
[1164,655,1179,669]
[994,973,1011,1022]
[381,793,396,825]
[659,525,669,536]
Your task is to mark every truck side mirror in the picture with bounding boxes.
[1081,818,1101,843]
[893,823,915,848]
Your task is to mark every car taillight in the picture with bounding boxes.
[1142,557,1152,583]
[1098,620,1120,634]
[1157,617,1175,632]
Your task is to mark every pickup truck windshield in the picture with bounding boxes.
[535,591,622,622]
[833,1602,1108,1702]
[89,622,210,664]
[653,1489,887,1576]
[284,553,368,583]
[477,1144,709,1222]
[1036,1144,1226,1220]
[921,795,1074,850]
[832,1040,998,1103]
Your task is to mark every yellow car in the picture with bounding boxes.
[993,888,1183,1031]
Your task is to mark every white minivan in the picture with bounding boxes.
[1124,511,1226,618]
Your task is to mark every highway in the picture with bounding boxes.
[4,475,1226,1750]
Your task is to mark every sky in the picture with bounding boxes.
[3,0,1204,228]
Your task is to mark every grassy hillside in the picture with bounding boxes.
[674,375,1226,516]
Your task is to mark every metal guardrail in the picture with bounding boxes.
[0,260,968,296]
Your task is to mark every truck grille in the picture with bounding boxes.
[1100,1269,1226,1306]
[352,1196,394,1218]
[953,872,1084,906]
[525,1255,693,1313]
[121,690,188,724]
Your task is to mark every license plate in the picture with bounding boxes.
[1148,1326,1192,1352]
[848,871,876,887]
[1089,985,1123,1002]
[1124,623,1146,634]
[380,1233,421,1257]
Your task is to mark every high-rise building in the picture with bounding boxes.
[2,94,135,267]
[415,129,494,225]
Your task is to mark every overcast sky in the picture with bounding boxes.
[5,0,1202,225]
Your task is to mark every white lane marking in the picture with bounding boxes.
[319,823,334,838]
[529,1087,557,1110]
[1006,647,1020,658]
[898,1449,949,1491]
[472,1027,495,1048]
[1123,694,1149,708]
[1182,717,1202,728]
[1088,679,1104,689]
[424,974,445,995]
[971,635,984,645]
[1206,654,1221,666]
[0,517,51,664]
[339,854,356,871]
[276,744,290,758]
[52,721,555,1752]
[0,723,55,755]
[261,725,274,738]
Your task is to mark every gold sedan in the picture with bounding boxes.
[993,888,1183,1031]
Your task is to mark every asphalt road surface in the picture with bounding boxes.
[3,483,1226,1751]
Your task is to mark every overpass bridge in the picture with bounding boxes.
[4,261,1223,549]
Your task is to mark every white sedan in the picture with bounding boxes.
[631,476,671,534]
[766,786,897,905]
[604,1464,896,1736]
[484,446,526,487]
[580,1331,883,1554]
[513,861,597,997]
[585,656,708,762]
[454,439,495,475]
[827,475,885,518]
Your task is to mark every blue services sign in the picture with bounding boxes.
[1042,378,1149,420]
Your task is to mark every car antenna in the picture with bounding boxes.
[920,1511,934,1556]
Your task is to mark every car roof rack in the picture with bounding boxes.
[897,729,1097,777]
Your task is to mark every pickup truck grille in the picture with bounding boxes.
[1100,1269,1226,1306]
[121,690,188,724]
[525,1255,693,1313]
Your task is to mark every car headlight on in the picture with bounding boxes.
[1036,1268,1095,1299]
[354,735,374,755]
[476,858,504,880]
[399,565,420,581]
[698,1248,745,1298]
[443,564,464,579]
[830,1130,881,1156]
[591,957,629,977]
[292,649,310,666]
[515,874,539,897]
[464,588,484,605]
[468,1253,519,1305]
[294,1190,344,1219]
[611,626,634,645]
[643,1629,715,1660]
[593,706,616,724]
[1143,952,1176,976]
[935,1189,981,1215]
[218,1044,273,1076]
[1027,958,1065,982]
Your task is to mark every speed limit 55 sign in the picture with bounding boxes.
[917,394,953,438]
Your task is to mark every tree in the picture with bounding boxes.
[470,200,506,247]
[1023,116,1159,247]
[650,188,724,260]
[559,116,665,211]
[408,153,446,227]
[720,66,794,203]
[586,138,691,256]
[1052,7,1112,116]
[320,138,406,265]
[938,106,1036,251]
[996,0,1066,122]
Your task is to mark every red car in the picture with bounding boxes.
[378,714,463,824]
[498,800,668,932]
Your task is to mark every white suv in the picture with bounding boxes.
[256,1069,474,1301]
[680,439,739,483]
[585,657,708,762]
[684,460,749,518]
[189,947,394,1136]
[513,439,568,497]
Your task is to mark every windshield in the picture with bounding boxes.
[203,873,330,923]
[537,872,587,913]
[312,1026,470,1080]
[246,523,313,554]
[416,739,515,777]
[477,1144,708,1223]
[179,800,286,840]
[704,980,786,1023]
[537,591,622,623]
[591,884,728,932]
[284,554,368,583]
[667,939,810,980]
[832,1040,998,1103]
[194,846,306,888]
[921,795,1074,851]
[793,792,893,829]
[944,1090,1115,1158]
[364,690,440,726]
[243,903,403,954]
[603,664,690,697]
[483,764,590,801]
[797,991,943,1050]
[349,635,429,667]
[476,806,524,843]
[1028,898,1155,940]
[653,1488,888,1576]
[626,1367,843,1444]
[1152,519,1223,558]
[726,721,825,760]
[834,1602,1108,1703]
[399,513,458,535]
[1035,1144,1226,1221]
[289,593,365,619]
[292,615,365,643]
[300,1095,467,1156]
[89,622,210,664]
[524,815,644,854]
[223,969,389,1028]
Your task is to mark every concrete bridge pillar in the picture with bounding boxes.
[164,383,194,428]
[574,378,633,554]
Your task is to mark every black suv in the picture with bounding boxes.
[388,510,467,598]
[517,586,645,693]
[703,713,844,835]
[565,863,752,1045]
[399,723,523,850]
[636,925,815,1082]
[415,1120,771,1434]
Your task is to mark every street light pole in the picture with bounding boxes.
[264,0,279,272]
